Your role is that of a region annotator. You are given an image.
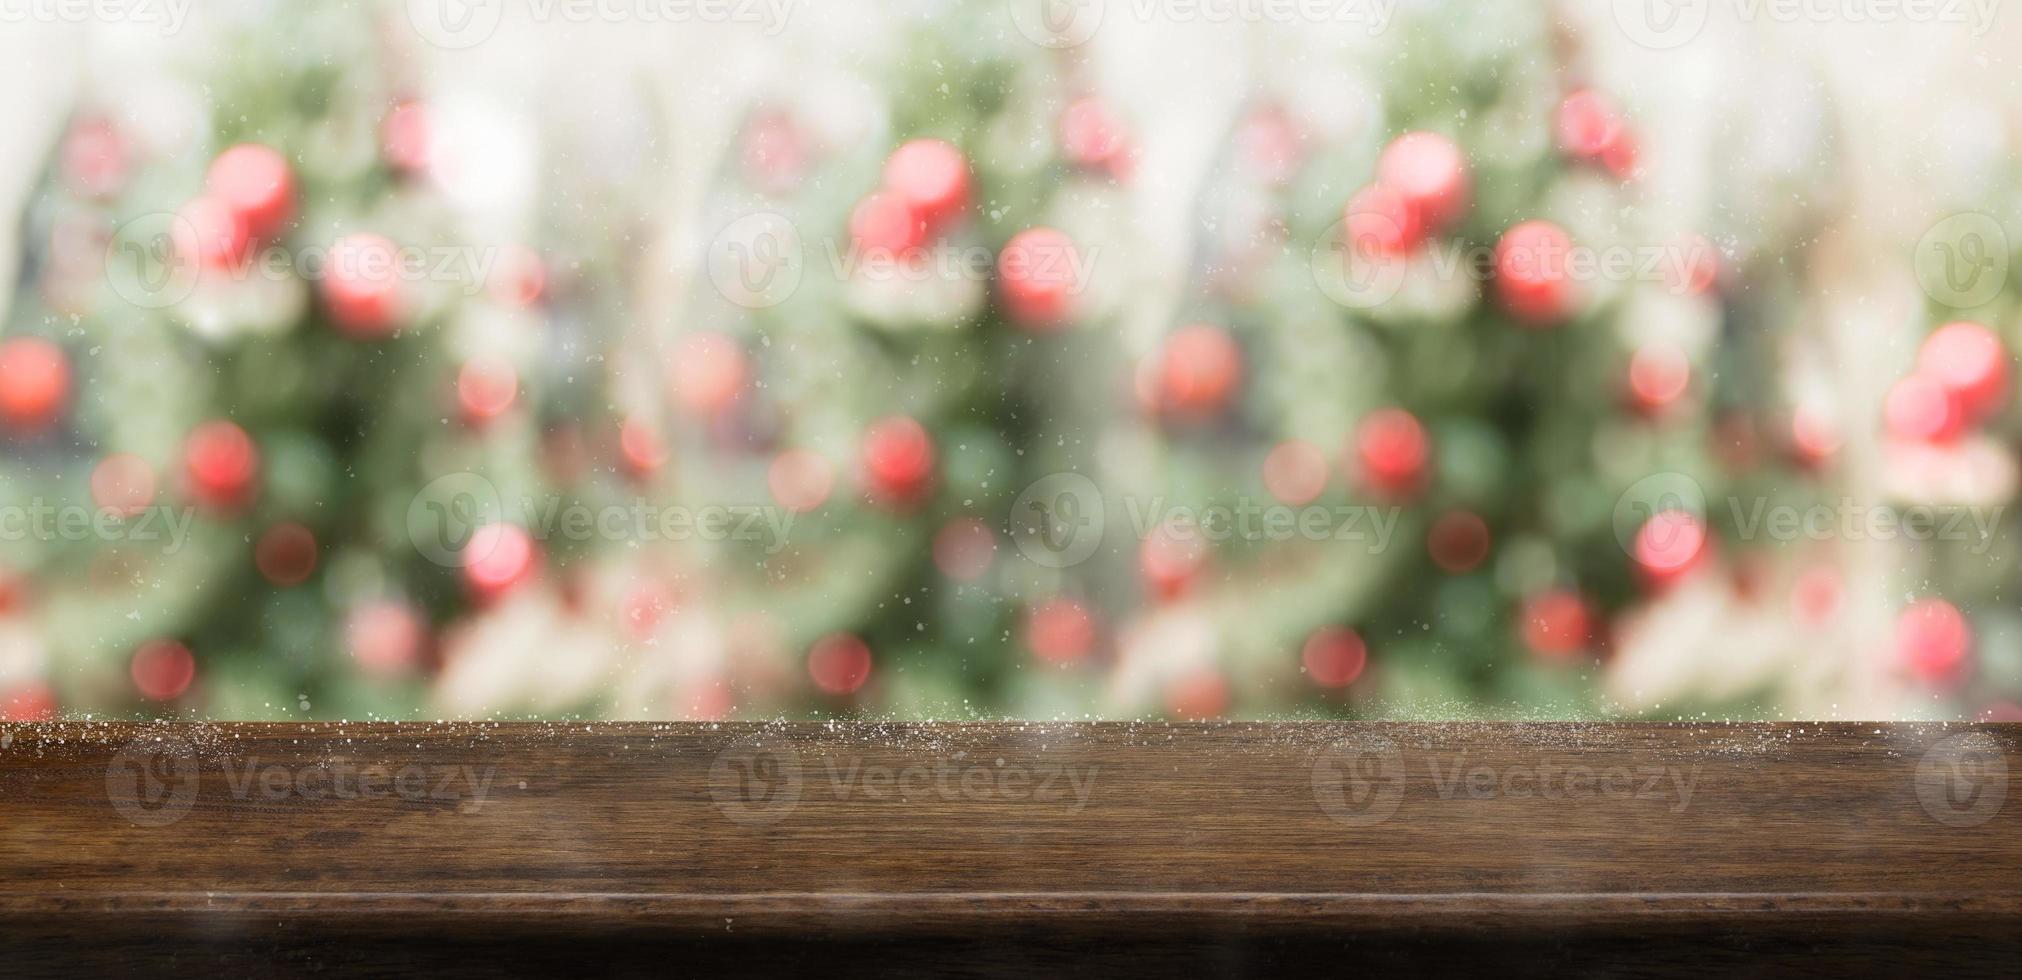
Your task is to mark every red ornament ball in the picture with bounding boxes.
[62,117,128,199]
[1375,131,1470,232]
[668,331,748,416]
[131,639,196,701]
[860,415,936,508]
[1301,626,1368,688]
[1599,131,1639,180]
[1556,90,1629,162]
[617,416,669,475]
[1027,597,1098,665]
[456,356,519,424]
[998,226,1082,330]
[1520,590,1592,662]
[0,337,70,433]
[487,245,547,308]
[1165,669,1230,720]
[807,633,873,696]
[1791,564,1842,626]
[1883,373,1963,443]
[620,578,682,641]
[172,195,251,268]
[1495,220,1578,326]
[1158,324,1242,417]
[848,190,927,257]
[932,518,998,583]
[1060,97,1129,170]
[321,233,406,337]
[1628,342,1691,412]
[1897,598,1971,683]
[205,143,295,242]
[1237,106,1304,185]
[881,138,970,232]
[90,453,156,517]
[254,522,319,587]
[1262,439,1330,506]
[1427,510,1491,573]
[768,448,835,513]
[1790,400,1843,462]
[1343,183,1422,256]
[381,101,432,173]
[740,109,809,195]
[347,600,426,676]
[1916,321,2009,424]
[461,523,538,600]
[183,420,259,510]
[1669,233,1721,295]
[1139,522,1208,599]
[1353,408,1430,499]
[1633,509,1707,584]
[2,683,57,722]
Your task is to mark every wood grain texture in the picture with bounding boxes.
[0,721,2016,976]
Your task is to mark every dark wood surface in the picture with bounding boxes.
[1,721,2016,976]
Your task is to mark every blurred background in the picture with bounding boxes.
[2,0,2021,721]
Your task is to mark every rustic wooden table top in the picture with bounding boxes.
[1,721,2015,976]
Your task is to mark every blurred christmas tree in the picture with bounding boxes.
[2,0,2017,722]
